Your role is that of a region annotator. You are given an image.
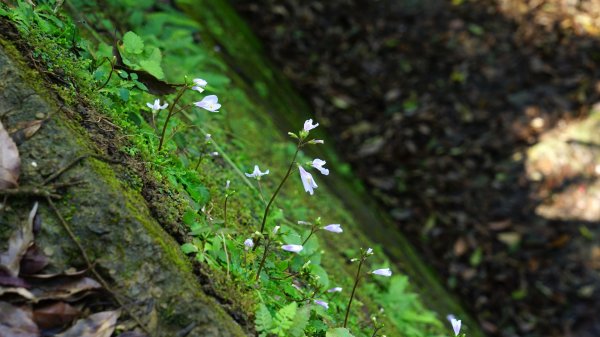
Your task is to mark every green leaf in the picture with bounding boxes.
[255,303,273,334]
[287,305,310,337]
[326,328,355,337]
[271,302,297,336]
[123,31,144,54]
[139,48,164,79]
[180,243,198,254]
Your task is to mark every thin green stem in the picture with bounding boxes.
[258,143,301,234]
[158,85,188,151]
[223,194,229,227]
[302,227,317,246]
[344,257,365,328]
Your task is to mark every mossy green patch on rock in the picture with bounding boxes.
[0,41,246,336]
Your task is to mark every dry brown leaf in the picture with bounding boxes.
[0,120,21,189]
[9,120,44,145]
[29,276,102,302]
[0,203,38,277]
[0,286,36,300]
[33,302,81,330]
[56,310,120,337]
[0,301,40,337]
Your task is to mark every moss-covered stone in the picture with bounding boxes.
[0,41,246,337]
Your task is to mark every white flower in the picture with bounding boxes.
[272,226,280,235]
[205,133,212,141]
[327,287,342,293]
[192,78,208,93]
[323,224,343,233]
[244,238,254,250]
[447,315,461,336]
[245,165,269,179]
[225,180,230,189]
[146,99,168,113]
[366,248,373,255]
[303,119,319,132]
[209,152,219,156]
[311,158,329,175]
[309,139,324,144]
[281,244,303,253]
[297,220,311,225]
[195,95,221,112]
[298,166,318,195]
[371,268,392,277]
[313,300,328,309]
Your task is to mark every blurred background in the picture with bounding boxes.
[231,0,600,336]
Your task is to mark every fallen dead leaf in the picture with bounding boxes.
[55,310,120,337]
[0,301,40,337]
[33,302,81,330]
[0,203,38,277]
[9,119,44,145]
[29,276,102,302]
[0,120,21,189]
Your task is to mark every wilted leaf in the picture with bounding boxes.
[0,120,21,189]
[33,302,80,330]
[55,310,120,337]
[27,267,89,279]
[0,301,39,337]
[0,203,38,277]
[20,245,49,275]
[0,269,30,288]
[0,286,36,300]
[29,277,102,302]
[9,120,44,145]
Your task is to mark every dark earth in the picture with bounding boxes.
[232,0,600,336]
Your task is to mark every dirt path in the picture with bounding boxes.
[233,0,600,336]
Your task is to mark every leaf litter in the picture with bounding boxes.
[0,204,146,337]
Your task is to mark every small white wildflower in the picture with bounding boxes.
[311,158,329,175]
[281,244,303,253]
[205,133,212,141]
[313,300,329,309]
[31,161,38,168]
[447,315,462,336]
[272,226,280,235]
[297,220,311,225]
[146,99,168,113]
[244,238,254,250]
[245,165,269,179]
[309,139,324,144]
[298,166,318,195]
[225,180,231,189]
[327,287,342,293]
[192,78,208,93]
[371,268,392,277]
[323,224,343,233]
[303,119,319,132]
[195,95,221,112]
[366,248,373,255]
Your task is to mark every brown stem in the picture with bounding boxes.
[344,257,365,328]
[255,238,271,281]
[302,227,317,246]
[258,143,300,234]
[97,57,114,90]
[158,86,188,151]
